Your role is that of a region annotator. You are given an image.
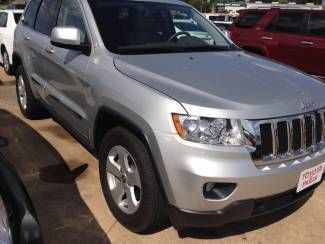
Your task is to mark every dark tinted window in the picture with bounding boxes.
[235,11,266,28]
[89,0,231,54]
[0,13,8,27]
[14,13,22,24]
[307,13,325,36]
[272,12,305,34]
[209,16,226,21]
[57,0,88,44]
[35,0,59,36]
[23,0,41,28]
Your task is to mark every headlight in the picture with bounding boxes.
[0,196,11,244]
[172,114,244,146]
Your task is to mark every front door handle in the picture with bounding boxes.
[261,36,273,40]
[301,41,314,46]
[45,46,55,54]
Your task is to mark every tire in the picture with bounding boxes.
[2,49,13,75]
[99,127,167,233]
[15,65,49,120]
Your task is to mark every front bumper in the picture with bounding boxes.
[153,130,325,213]
[168,182,321,229]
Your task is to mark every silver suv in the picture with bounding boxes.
[14,0,325,233]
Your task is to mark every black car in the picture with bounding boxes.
[0,153,42,244]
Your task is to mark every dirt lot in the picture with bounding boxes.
[0,70,324,244]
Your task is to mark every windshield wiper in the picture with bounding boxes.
[117,44,236,54]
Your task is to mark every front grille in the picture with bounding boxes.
[249,109,325,165]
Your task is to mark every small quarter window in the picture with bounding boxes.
[307,13,325,36]
[235,11,267,28]
[14,13,23,24]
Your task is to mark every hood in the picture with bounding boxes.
[114,51,325,119]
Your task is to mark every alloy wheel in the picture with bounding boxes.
[17,74,27,110]
[106,145,142,215]
[3,52,9,73]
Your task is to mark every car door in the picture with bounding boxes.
[17,0,46,98]
[42,0,91,138]
[263,11,306,71]
[301,12,325,77]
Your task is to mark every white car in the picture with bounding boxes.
[0,9,23,75]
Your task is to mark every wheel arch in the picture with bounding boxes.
[93,107,151,153]
[12,51,23,74]
[93,106,173,203]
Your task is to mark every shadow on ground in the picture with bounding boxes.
[0,109,110,244]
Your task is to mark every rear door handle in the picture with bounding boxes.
[24,34,30,41]
[45,46,55,54]
[301,41,314,46]
[261,36,273,40]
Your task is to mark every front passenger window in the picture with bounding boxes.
[35,0,59,36]
[57,0,88,44]
[23,0,41,28]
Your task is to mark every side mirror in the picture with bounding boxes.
[50,27,90,54]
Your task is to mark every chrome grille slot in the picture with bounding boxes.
[316,113,323,144]
[305,116,313,149]
[277,121,288,155]
[292,119,302,152]
[260,123,273,158]
[246,109,325,165]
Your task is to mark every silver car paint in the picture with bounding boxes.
[14,0,325,212]
[50,27,82,46]
[114,52,325,119]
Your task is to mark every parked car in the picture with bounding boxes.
[229,8,325,80]
[0,9,23,75]
[13,0,325,233]
[204,13,234,22]
[173,19,214,44]
[213,21,232,37]
[0,153,42,244]
[7,3,26,10]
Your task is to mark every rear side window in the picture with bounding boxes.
[14,13,22,24]
[269,12,305,34]
[0,13,8,27]
[35,0,59,36]
[23,0,41,28]
[307,13,325,36]
[235,11,266,28]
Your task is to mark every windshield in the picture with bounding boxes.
[89,0,234,54]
